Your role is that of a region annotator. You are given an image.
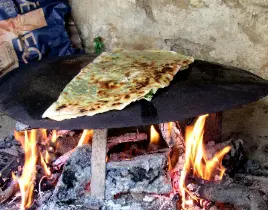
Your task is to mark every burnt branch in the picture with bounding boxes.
[0,181,18,203]
[159,121,185,168]
[107,132,147,151]
[194,182,267,210]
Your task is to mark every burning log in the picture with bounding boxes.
[52,150,74,170]
[192,182,267,210]
[0,154,24,185]
[205,138,245,176]
[107,132,147,151]
[0,181,18,203]
[159,121,185,168]
[159,121,184,151]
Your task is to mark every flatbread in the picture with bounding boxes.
[42,49,194,121]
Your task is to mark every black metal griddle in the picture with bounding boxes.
[1,54,268,130]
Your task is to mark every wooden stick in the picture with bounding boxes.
[90,129,107,201]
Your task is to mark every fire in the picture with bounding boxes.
[14,130,38,210]
[40,152,51,177]
[12,129,94,209]
[150,125,160,145]
[179,115,231,209]
[41,129,47,141]
[77,129,93,146]
[51,130,57,143]
[45,150,50,163]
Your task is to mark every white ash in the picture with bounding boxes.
[15,121,30,131]
[103,194,176,210]
[40,146,173,210]
[40,145,92,210]
[105,153,172,200]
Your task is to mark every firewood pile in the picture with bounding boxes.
[0,116,267,210]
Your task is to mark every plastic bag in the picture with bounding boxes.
[0,0,81,77]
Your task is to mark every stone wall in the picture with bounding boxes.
[69,0,268,138]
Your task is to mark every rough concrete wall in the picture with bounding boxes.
[69,0,268,77]
[69,0,268,137]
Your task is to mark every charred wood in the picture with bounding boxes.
[54,135,79,155]
[203,113,222,144]
[159,121,185,168]
[107,132,147,151]
[0,181,18,203]
[205,138,245,176]
[193,182,267,210]
[0,154,24,185]
[53,150,74,170]
[234,173,268,195]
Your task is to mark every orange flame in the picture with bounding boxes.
[40,152,51,177]
[77,129,93,147]
[150,125,160,145]
[45,150,50,163]
[179,115,231,209]
[14,130,25,148]
[14,130,38,210]
[41,129,47,141]
[51,130,57,143]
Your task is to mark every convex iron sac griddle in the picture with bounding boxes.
[1,53,268,130]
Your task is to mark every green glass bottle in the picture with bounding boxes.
[93,37,105,54]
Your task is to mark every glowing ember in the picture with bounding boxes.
[179,115,231,209]
[77,129,93,146]
[14,130,38,210]
[150,125,160,145]
[51,130,57,143]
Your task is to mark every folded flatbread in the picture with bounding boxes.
[42,49,194,121]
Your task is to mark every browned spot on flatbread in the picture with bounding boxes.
[154,74,162,83]
[97,90,109,96]
[124,94,130,99]
[139,62,152,67]
[99,81,109,89]
[80,109,87,113]
[135,78,149,89]
[56,104,67,111]
[99,80,119,89]
[99,100,108,103]
[161,66,174,73]
[183,60,191,65]
[112,102,122,106]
